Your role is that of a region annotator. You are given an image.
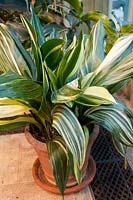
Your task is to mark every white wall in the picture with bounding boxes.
[83,0,110,15]
[128,0,133,22]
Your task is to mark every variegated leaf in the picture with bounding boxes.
[0,104,30,118]
[0,116,41,131]
[52,104,86,169]
[0,77,42,101]
[0,24,32,77]
[52,77,116,106]
[93,34,133,86]
[75,86,116,106]
[112,136,127,157]
[21,15,42,81]
[30,5,46,47]
[56,34,85,86]
[47,136,69,195]
[85,106,133,146]
[102,52,133,86]
[51,78,80,103]
[82,20,105,74]
[41,38,65,71]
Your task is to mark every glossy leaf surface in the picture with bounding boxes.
[52,105,86,170]
[47,136,69,195]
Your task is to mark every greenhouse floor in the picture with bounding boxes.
[0,130,132,200]
[0,133,95,200]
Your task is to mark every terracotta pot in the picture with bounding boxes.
[25,126,98,194]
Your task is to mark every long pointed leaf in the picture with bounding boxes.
[102,52,133,87]
[75,86,116,106]
[82,11,118,46]
[52,77,116,106]
[41,38,65,71]
[39,66,49,112]
[30,5,46,47]
[21,15,42,81]
[0,104,30,118]
[83,20,105,73]
[0,78,42,101]
[0,71,21,84]
[93,34,133,86]
[51,78,80,103]
[9,30,36,80]
[47,136,69,195]
[57,34,84,86]
[52,105,86,169]
[112,136,127,157]
[0,116,41,131]
[85,106,133,146]
[0,24,32,77]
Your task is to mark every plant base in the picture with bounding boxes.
[32,155,96,194]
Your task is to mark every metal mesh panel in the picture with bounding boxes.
[91,129,133,200]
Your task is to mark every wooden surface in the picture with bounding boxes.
[0,133,95,200]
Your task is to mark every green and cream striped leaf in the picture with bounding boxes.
[0,24,32,77]
[0,97,35,119]
[45,65,57,91]
[75,86,116,106]
[105,79,129,94]
[30,5,46,47]
[9,30,36,80]
[101,52,133,87]
[0,98,27,106]
[93,34,133,86]
[21,15,38,48]
[0,77,42,101]
[84,106,133,146]
[47,136,69,195]
[51,78,80,103]
[0,116,41,131]
[0,71,21,84]
[0,104,30,118]
[90,20,105,69]
[21,15,42,81]
[52,77,116,106]
[112,136,127,157]
[81,11,118,45]
[82,20,105,74]
[68,126,89,184]
[80,72,95,89]
[41,38,65,71]
[52,104,86,169]
[82,125,89,149]
[56,33,85,86]
[39,65,49,112]
[100,34,133,67]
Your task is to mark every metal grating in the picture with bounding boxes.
[91,129,133,200]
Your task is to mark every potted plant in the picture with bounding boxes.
[0,5,133,197]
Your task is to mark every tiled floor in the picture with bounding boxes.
[0,133,95,200]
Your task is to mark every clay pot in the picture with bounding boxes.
[25,126,98,194]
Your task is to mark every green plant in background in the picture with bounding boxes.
[27,0,133,52]
[1,0,132,51]
[0,3,133,196]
